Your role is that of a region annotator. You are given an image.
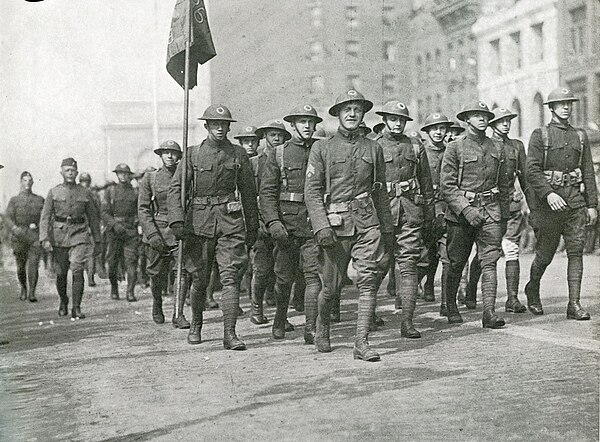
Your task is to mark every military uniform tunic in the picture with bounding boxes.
[6,191,44,256]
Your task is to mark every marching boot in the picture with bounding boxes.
[524,281,544,315]
[481,266,504,329]
[26,255,39,302]
[439,263,449,317]
[445,266,463,324]
[250,274,269,325]
[110,278,119,300]
[187,278,204,344]
[330,289,341,323]
[303,276,320,345]
[315,290,332,353]
[566,256,590,320]
[353,290,380,362]
[399,267,421,338]
[71,271,86,319]
[150,277,164,324]
[57,273,69,316]
[272,283,291,339]
[504,260,526,313]
[221,285,246,350]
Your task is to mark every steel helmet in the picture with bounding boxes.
[233,125,259,140]
[79,172,91,183]
[376,100,413,121]
[113,163,132,174]
[358,121,372,135]
[489,107,518,125]
[373,122,385,135]
[456,101,494,122]
[255,119,292,141]
[544,87,579,105]
[154,139,182,155]
[198,104,237,122]
[449,120,465,133]
[328,89,374,116]
[283,104,323,123]
[312,127,328,140]
[420,112,452,131]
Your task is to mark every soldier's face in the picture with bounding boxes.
[427,124,448,143]
[465,112,489,131]
[550,101,572,120]
[205,121,231,141]
[80,180,90,188]
[292,117,317,140]
[21,175,33,191]
[116,172,131,183]
[161,151,180,168]
[61,166,78,184]
[493,118,511,135]
[239,137,259,155]
[265,130,286,147]
[383,115,406,135]
[338,102,364,131]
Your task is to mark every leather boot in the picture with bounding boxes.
[524,281,544,315]
[303,276,320,345]
[57,273,69,316]
[28,287,38,303]
[250,274,268,325]
[446,266,463,324]
[353,290,380,362]
[272,283,291,339]
[187,277,204,344]
[566,256,590,320]
[439,263,449,317]
[58,298,69,316]
[504,260,526,313]
[125,268,137,302]
[399,267,421,338]
[71,271,86,319]
[315,289,332,352]
[481,265,504,329]
[221,285,246,350]
[26,257,39,302]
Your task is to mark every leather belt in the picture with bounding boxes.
[387,178,418,197]
[463,187,499,206]
[544,168,583,187]
[54,216,85,224]
[192,194,237,206]
[279,192,304,203]
[327,192,370,214]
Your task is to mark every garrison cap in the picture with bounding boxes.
[113,163,132,174]
[376,100,413,121]
[61,157,78,168]
[20,171,32,180]
[456,101,494,121]
[283,104,323,123]
[255,119,292,141]
[233,125,259,139]
[312,127,328,140]
[489,107,518,125]
[329,89,374,116]
[420,112,452,131]
[78,172,91,182]
[154,139,182,155]
[198,104,237,122]
[544,87,579,105]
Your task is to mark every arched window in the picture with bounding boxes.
[533,92,545,127]
[511,98,522,137]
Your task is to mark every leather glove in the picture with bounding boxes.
[246,230,258,249]
[432,215,446,236]
[41,240,53,252]
[113,223,127,235]
[316,227,337,248]
[170,222,187,241]
[462,206,485,228]
[382,232,395,254]
[268,221,288,242]
[147,233,166,252]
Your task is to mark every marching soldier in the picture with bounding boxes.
[168,104,259,350]
[138,140,190,328]
[375,101,434,338]
[78,172,100,287]
[440,101,511,328]
[419,113,454,315]
[248,120,292,324]
[525,87,598,319]
[102,163,139,302]
[40,158,100,318]
[305,90,393,361]
[5,171,45,302]
[260,104,322,342]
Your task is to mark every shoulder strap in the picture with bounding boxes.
[575,128,585,168]
[234,147,240,199]
[457,143,464,188]
[410,137,420,180]
[541,126,550,170]
[276,144,287,190]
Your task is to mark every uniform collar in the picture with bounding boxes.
[425,139,445,150]
[291,135,312,149]
[383,130,406,142]
[548,121,572,131]
[205,137,232,150]
[466,127,487,143]
[336,126,361,141]
[491,131,509,142]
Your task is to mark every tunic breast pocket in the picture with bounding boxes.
[52,195,68,214]
[461,153,479,184]
[284,164,304,188]
[194,164,213,190]
[222,162,238,187]
[330,156,347,176]
[72,196,89,216]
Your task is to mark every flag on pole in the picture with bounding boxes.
[166,0,216,89]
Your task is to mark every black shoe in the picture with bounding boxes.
[566,302,591,320]
[250,313,269,325]
[524,282,544,315]
[88,276,96,287]
[304,327,315,345]
[400,321,421,338]
[505,297,527,313]
[353,340,380,362]
[172,314,191,329]
[71,308,86,319]
[482,312,505,329]
[223,332,246,350]
[464,299,477,310]
[272,325,285,340]
[447,304,463,324]
[423,285,435,302]
[111,286,119,300]
[187,323,201,344]
[439,304,448,317]
[284,319,294,332]
[315,318,331,353]
[152,311,165,324]
[395,297,403,310]
[58,301,68,316]
[28,292,38,303]
[126,292,137,302]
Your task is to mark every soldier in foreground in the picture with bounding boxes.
[525,87,598,319]
[78,172,101,287]
[168,104,258,349]
[440,101,511,328]
[5,171,45,302]
[39,158,100,318]
[260,104,322,342]
[305,90,393,361]
[138,140,190,328]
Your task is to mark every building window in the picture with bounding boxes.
[310,4,322,28]
[511,99,522,137]
[382,5,394,26]
[346,40,360,58]
[346,6,358,28]
[568,78,587,126]
[310,41,323,62]
[383,41,397,62]
[533,92,545,127]
[531,23,544,62]
[489,39,501,76]
[346,74,361,91]
[309,75,325,94]
[569,6,586,55]
[383,74,395,95]
[510,31,522,69]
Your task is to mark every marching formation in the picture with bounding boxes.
[5,86,597,362]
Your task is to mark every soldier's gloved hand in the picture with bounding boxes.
[268,221,288,242]
[546,192,568,211]
[41,240,53,252]
[147,233,165,252]
[113,223,127,235]
[170,222,187,241]
[316,227,337,248]
[587,208,598,226]
[245,230,258,249]
[433,215,446,236]
[462,206,484,228]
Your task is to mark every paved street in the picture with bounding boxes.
[0,250,598,441]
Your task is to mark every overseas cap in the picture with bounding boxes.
[61,157,78,168]
[255,119,292,141]
[544,87,580,105]
[376,100,413,121]
[283,104,323,123]
[420,112,452,131]
[113,163,132,174]
[328,89,374,116]
[154,139,182,155]
[198,104,237,122]
[489,107,518,125]
[233,125,259,139]
[456,100,494,121]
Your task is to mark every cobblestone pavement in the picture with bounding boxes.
[0,249,598,441]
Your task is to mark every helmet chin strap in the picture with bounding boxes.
[384,117,404,136]
[293,122,313,141]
